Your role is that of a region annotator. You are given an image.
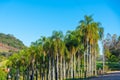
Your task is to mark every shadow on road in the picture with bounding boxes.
[65,72,120,80]
[89,71,120,80]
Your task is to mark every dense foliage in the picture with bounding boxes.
[103,33,120,62]
[0,33,26,79]
[103,33,120,71]
[0,69,7,80]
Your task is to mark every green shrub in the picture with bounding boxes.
[0,69,7,80]
[107,62,120,71]
[97,62,103,70]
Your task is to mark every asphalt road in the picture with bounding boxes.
[89,71,120,80]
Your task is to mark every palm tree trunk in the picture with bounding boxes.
[87,54,89,77]
[70,54,73,78]
[95,49,97,76]
[87,41,89,77]
[79,57,81,78]
[48,58,51,80]
[60,56,63,80]
[36,68,38,80]
[91,46,94,76]
[77,57,79,78]
[84,52,86,78]
[89,45,92,77]
[63,58,66,80]
[31,68,34,80]
[54,53,58,80]
[66,62,69,79]
[68,62,71,78]
[56,53,59,80]
[39,67,42,80]
[91,54,93,76]
[92,53,94,76]
[73,53,75,79]
[52,58,55,80]
[26,67,29,80]
[92,46,95,76]
[90,53,92,76]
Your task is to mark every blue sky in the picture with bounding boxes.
[0,0,120,47]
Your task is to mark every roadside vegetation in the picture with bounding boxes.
[97,34,120,72]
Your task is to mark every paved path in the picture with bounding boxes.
[89,71,120,80]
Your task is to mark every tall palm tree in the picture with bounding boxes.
[27,46,38,80]
[32,36,50,80]
[77,15,104,77]
[65,30,80,79]
[51,31,64,80]
[42,38,51,80]
[77,15,92,77]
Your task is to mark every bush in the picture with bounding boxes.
[97,62,103,70]
[0,69,7,80]
[107,62,120,71]
[104,65,109,72]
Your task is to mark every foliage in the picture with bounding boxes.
[97,62,103,70]
[103,33,120,62]
[0,69,7,80]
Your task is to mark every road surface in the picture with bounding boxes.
[89,71,120,80]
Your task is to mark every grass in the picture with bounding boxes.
[65,76,97,80]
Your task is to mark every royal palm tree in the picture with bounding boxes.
[51,31,64,80]
[77,15,104,77]
[65,30,80,79]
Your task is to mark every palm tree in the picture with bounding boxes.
[32,36,50,80]
[65,30,80,79]
[77,15,104,77]
[77,15,92,77]
[27,46,37,80]
[42,37,51,80]
[51,31,64,80]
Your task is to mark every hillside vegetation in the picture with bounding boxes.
[0,33,26,57]
[0,33,25,49]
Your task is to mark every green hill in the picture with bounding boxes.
[0,33,26,57]
[0,33,25,49]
